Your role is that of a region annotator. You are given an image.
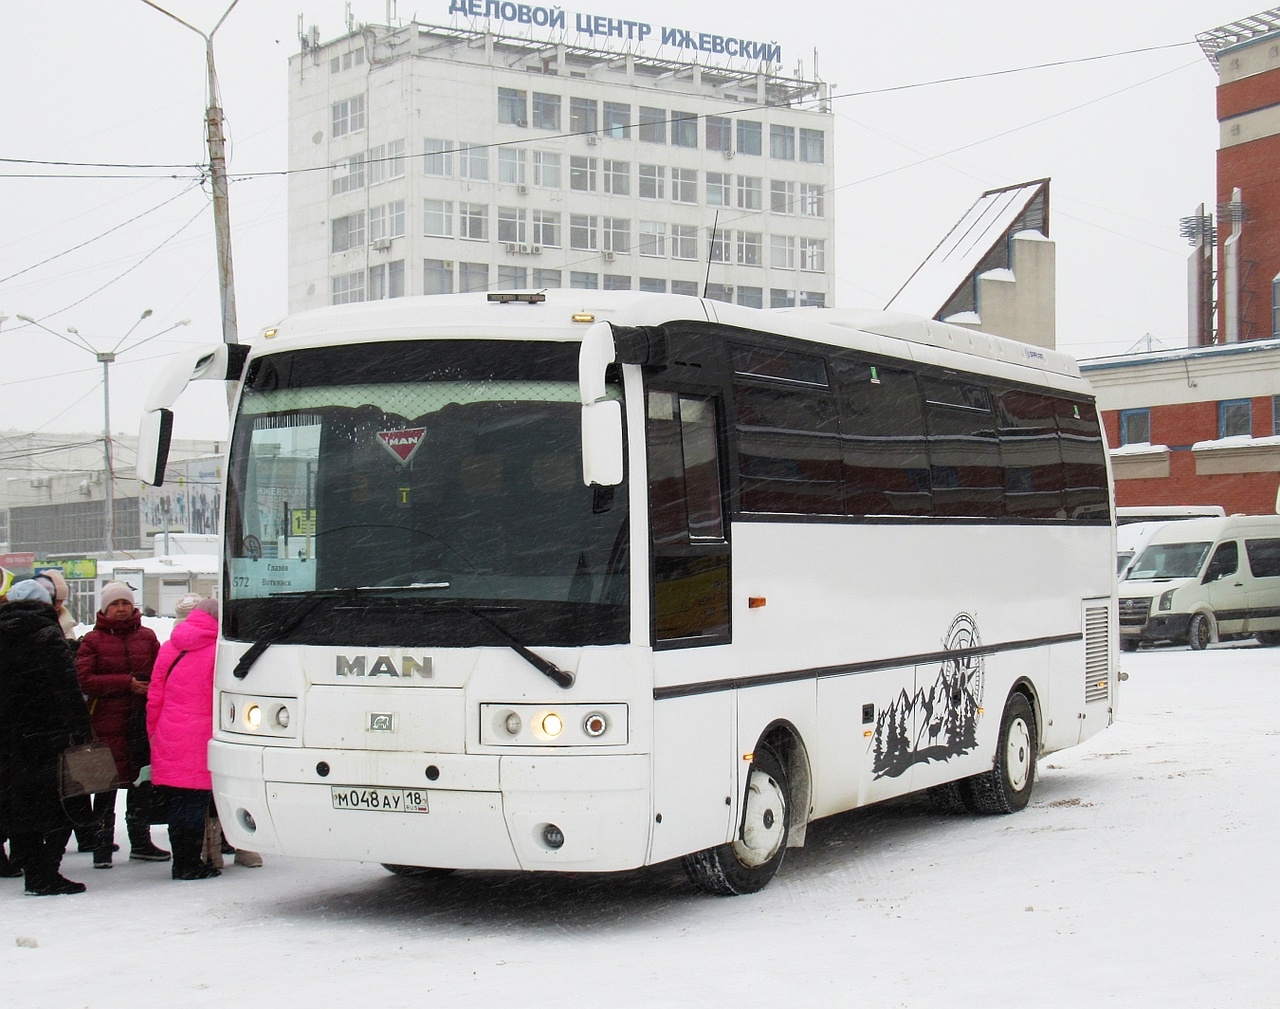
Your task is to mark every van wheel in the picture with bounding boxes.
[1255,631,1280,646]
[1119,638,1138,652]
[1188,613,1211,651]
[963,693,1037,814]
[683,746,789,895]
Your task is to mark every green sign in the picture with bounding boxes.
[36,558,98,581]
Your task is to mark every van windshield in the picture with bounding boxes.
[1125,541,1211,581]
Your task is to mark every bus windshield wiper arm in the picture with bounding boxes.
[444,604,574,689]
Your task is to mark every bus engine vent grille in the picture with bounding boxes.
[1083,604,1110,703]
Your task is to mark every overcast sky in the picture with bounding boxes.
[0,0,1259,443]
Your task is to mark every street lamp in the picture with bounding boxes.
[15,311,190,558]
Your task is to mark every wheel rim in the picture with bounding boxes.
[1005,717,1032,793]
[1197,620,1209,648]
[733,766,787,868]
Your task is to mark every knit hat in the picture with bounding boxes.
[174,593,202,620]
[8,579,53,605]
[99,581,135,610]
[41,569,69,603]
[193,597,220,618]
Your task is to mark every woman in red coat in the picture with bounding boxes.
[75,581,168,867]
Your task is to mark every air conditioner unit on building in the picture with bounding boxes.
[531,245,543,255]
[504,242,520,253]
[723,148,736,159]
[585,134,598,145]
[371,238,392,251]
[517,184,529,194]
[518,243,532,254]
[602,250,616,262]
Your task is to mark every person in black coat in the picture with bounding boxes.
[0,579,94,895]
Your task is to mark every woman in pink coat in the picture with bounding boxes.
[146,597,220,880]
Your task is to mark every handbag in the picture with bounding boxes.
[59,739,120,799]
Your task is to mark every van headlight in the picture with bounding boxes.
[1159,589,1176,612]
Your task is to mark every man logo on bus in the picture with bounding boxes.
[871,612,985,780]
[335,655,433,678]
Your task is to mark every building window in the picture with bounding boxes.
[424,259,452,295]
[770,288,796,308]
[331,270,365,304]
[498,87,527,126]
[369,201,405,242]
[770,235,795,270]
[706,116,732,152]
[498,265,528,288]
[603,159,630,195]
[799,291,826,308]
[1119,408,1150,445]
[570,97,598,135]
[672,112,697,148]
[533,209,560,248]
[459,262,488,293]
[639,164,665,200]
[332,95,365,138]
[671,224,697,260]
[736,286,763,309]
[368,261,405,300]
[736,231,762,267]
[736,119,762,157]
[706,171,731,207]
[331,212,365,253]
[639,221,666,257]
[498,148,527,185]
[533,268,561,288]
[639,106,666,143]
[459,203,488,241]
[639,277,667,293]
[1273,395,1280,435]
[570,156,597,192]
[799,183,824,217]
[331,154,366,196]
[708,229,731,263]
[770,125,795,160]
[603,217,630,254]
[1273,276,1280,336]
[423,138,454,176]
[799,237,825,272]
[571,270,599,289]
[603,101,631,139]
[704,283,733,304]
[671,168,697,204]
[736,176,762,211]
[459,143,488,181]
[603,274,632,291]
[532,150,561,188]
[424,199,453,237]
[498,206,527,245]
[1220,399,1253,438]
[368,140,406,185]
[771,179,795,214]
[532,92,561,130]
[669,279,696,297]
[570,214,598,251]
[799,128,825,164]
[329,49,364,73]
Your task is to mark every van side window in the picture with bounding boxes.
[1203,541,1239,583]
[1245,538,1280,577]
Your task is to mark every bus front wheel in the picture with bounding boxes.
[963,692,1037,815]
[683,746,790,896]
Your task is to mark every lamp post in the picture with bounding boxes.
[16,311,190,558]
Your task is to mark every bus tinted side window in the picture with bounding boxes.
[1054,398,1110,520]
[921,378,1004,518]
[832,359,932,517]
[998,388,1065,519]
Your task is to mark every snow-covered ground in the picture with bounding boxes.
[3,643,1276,1008]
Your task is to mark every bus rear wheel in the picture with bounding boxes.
[683,746,790,896]
[963,692,1037,815]
[382,864,455,879]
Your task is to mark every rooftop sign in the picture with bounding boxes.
[446,1,783,64]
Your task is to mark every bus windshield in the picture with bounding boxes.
[223,339,628,647]
[1125,541,1212,581]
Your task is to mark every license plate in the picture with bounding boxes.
[330,786,429,813]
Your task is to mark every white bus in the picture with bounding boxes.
[138,292,1118,894]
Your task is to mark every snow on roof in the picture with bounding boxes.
[885,180,1048,318]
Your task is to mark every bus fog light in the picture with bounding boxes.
[275,706,290,729]
[504,712,522,735]
[541,712,563,737]
[542,824,564,849]
[239,809,257,833]
[582,711,607,737]
[245,704,262,729]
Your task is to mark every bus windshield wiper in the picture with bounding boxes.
[443,603,575,690]
[231,586,438,680]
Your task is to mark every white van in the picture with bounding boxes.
[1118,514,1280,650]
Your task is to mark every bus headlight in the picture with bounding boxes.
[221,692,298,739]
[480,703,628,746]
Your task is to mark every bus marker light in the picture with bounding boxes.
[246,704,262,729]
[504,712,522,735]
[571,313,596,323]
[583,712,607,737]
[543,824,565,849]
[263,327,278,340]
[275,706,291,729]
[742,752,754,762]
[748,596,766,608]
[541,712,564,737]
[863,730,873,738]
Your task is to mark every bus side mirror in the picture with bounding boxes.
[582,400,623,486]
[137,408,175,487]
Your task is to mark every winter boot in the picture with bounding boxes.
[93,807,116,869]
[128,819,171,862]
[233,849,263,868]
[202,816,225,870]
[170,826,220,881]
[13,833,85,895]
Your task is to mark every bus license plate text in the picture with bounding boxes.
[330,786,429,813]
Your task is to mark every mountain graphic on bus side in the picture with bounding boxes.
[872,613,986,779]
